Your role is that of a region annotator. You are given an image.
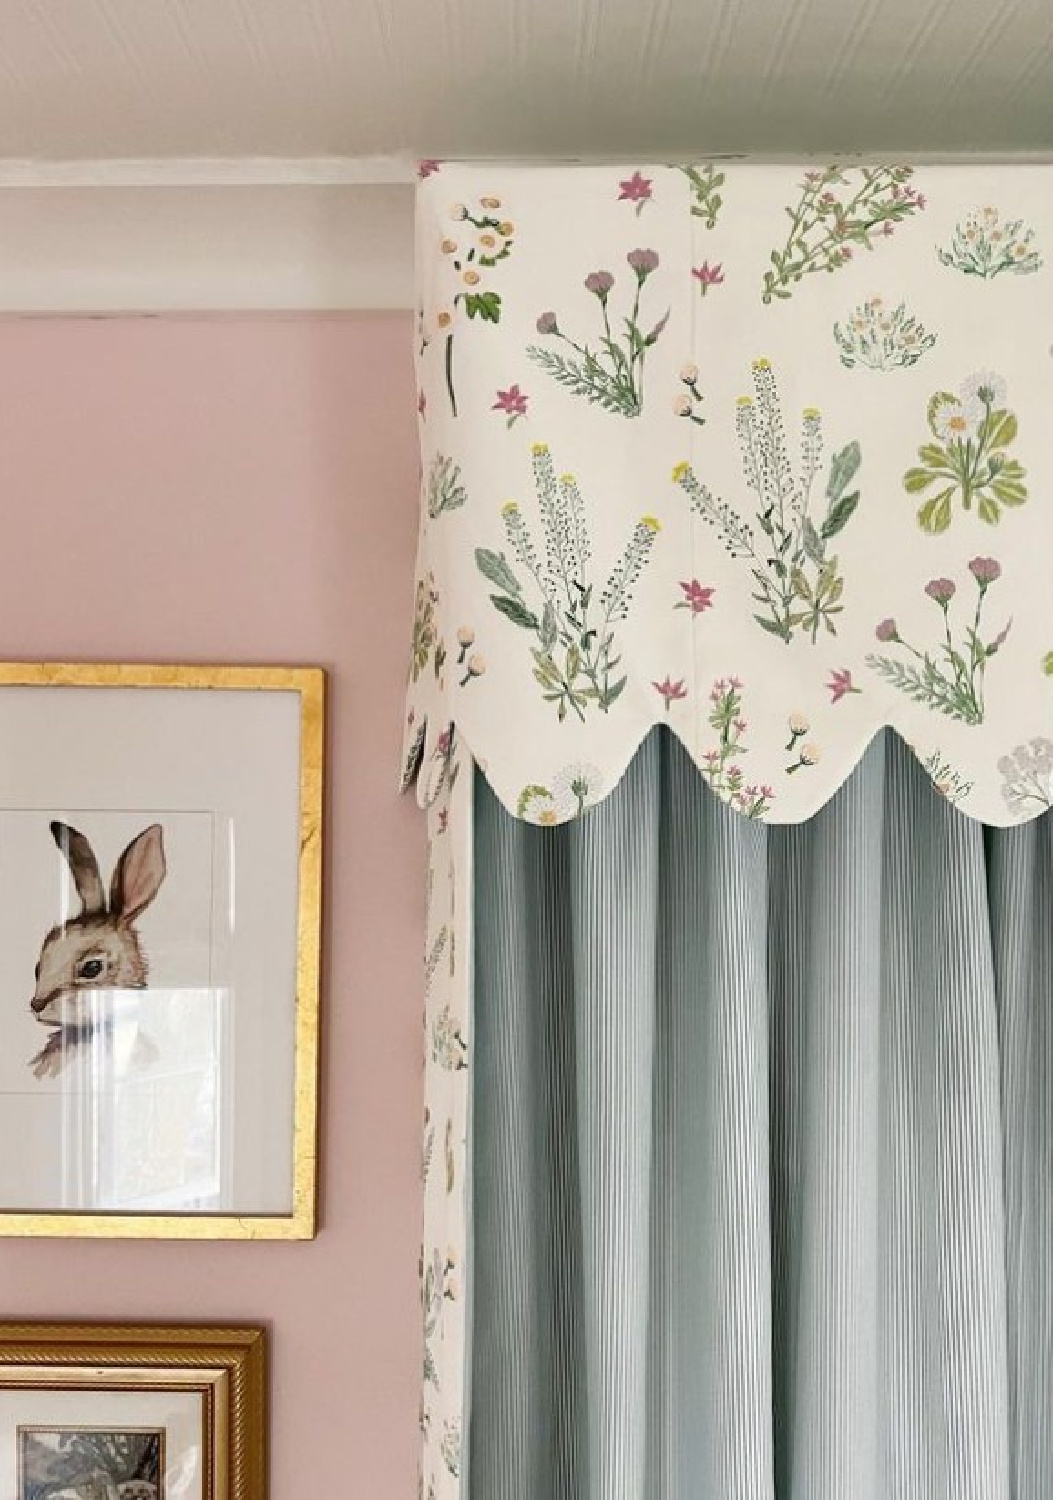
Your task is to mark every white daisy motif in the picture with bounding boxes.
[959,370,1007,409]
[550,762,604,820]
[934,399,981,442]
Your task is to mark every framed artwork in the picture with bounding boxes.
[0,1321,266,1499]
[0,663,324,1240]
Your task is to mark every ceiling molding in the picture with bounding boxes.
[0,155,419,188]
[0,184,415,313]
[0,149,1048,190]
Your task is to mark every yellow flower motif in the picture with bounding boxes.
[802,406,821,419]
[640,515,661,531]
[537,809,559,825]
[671,461,690,482]
[480,196,501,210]
[440,238,458,255]
[436,310,452,329]
[479,233,497,249]
[801,743,821,766]
[560,473,575,484]
[501,500,520,514]
[463,269,481,286]
[531,442,549,455]
[736,395,753,407]
[753,357,772,370]
[982,206,998,225]
[498,220,515,236]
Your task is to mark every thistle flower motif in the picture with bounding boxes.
[868,561,1009,724]
[925,577,956,606]
[585,270,616,297]
[627,247,660,278]
[529,258,667,417]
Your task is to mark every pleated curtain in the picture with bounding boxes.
[470,728,1051,1499]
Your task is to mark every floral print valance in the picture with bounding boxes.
[403,162,1053,826]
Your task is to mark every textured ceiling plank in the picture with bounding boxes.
[0,0,1049,158]
[821,0,891,91]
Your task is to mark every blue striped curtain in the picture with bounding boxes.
[470,729,1051,1499]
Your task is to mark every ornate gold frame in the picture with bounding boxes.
[0,1321,266,1499]
[0,662,324,1240]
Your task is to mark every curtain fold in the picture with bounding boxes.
[470,729,1051,1499]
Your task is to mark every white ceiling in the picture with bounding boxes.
[0,0,1048,312]
[0,0,1050,163]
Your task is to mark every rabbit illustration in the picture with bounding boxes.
[29,820,167,1080]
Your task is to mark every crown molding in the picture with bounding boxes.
[0,156,419,188]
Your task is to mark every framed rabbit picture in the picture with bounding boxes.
[0,663,324,1239]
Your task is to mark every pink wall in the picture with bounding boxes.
[0,313,427,1496]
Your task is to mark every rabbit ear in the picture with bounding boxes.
[51,821,107,916]
[110,824,167,923]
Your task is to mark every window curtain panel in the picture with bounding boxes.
[406,161,1052,1498]
[471,729,1050,1500]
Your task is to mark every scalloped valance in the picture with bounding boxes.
[404,160,1052,827]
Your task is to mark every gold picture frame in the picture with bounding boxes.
[0,663,324,1240]
[0,1321,266,1499]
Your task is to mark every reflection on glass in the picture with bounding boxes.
[58,988,233,1212]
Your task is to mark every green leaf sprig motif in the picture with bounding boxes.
[528,252,669,418]
[762,165,925,303]
[679,163,725,228]
[866,558,1010,725]
[427,454,468,518]
[475,443,660,720]
[673,359,861,644]
[904,372,1026,532]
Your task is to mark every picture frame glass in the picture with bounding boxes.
[0,677,313,1222]
[2,1382,204,1500]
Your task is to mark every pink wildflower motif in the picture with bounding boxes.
[875,618,899,643]
[968,556,1002,588]
[492,384,529,427]
[627,248,660,278]
[654,676,688,712]
[827,668,862,703]
[584,270,616,298]
[692,261,725,295]
[676,580,715,615]
[618,171,653,215]
[417,160,441,179]
[925,578,956,606]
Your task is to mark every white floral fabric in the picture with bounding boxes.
[419,735,473,1500]
[403,162,1053,826]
